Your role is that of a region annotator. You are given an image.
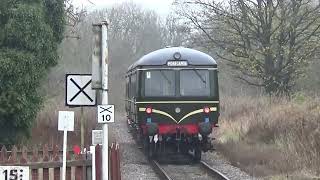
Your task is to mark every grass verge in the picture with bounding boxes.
[216,96,320,179]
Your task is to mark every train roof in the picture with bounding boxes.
[127,47,216,71]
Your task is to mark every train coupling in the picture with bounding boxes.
[146,122,158,136]
[199,122,212,136]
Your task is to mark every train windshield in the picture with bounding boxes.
[144,70,175,96]
[180,70,210,96]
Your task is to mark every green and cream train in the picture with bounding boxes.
[125,47,219,161]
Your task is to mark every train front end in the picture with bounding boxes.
[134,48,219,161]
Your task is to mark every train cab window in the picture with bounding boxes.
[144,70,175,97]
[180,70,210,96]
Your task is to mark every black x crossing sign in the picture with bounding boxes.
[66,74,96,106]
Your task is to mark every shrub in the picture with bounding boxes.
[0,0,65,144]
[217,96,320,177]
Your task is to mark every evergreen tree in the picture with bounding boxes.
[0,0,65,144]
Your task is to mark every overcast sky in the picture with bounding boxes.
[72,0,175,16]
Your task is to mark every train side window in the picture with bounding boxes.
[128,75,132,98]
[131,73,136,97]
[126,76,129,99]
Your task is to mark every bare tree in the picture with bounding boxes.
[64,0,87,39]
[177,0,320,95]
[46,2,188,107]
[106,2,174,107]
[161,13,192,47]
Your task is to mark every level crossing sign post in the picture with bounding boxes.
[58,111,74,180]
[65,74,96,150]
[91,129,103,180]
[92,19,113,180]
[98,105,115,123]
[65,74,96,106]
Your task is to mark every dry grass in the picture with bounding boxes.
[26,96,99,148]
[216,95,320,179]
[27,93,320,179]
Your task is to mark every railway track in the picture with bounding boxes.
[150,159,230,180]
[199,161,230,180]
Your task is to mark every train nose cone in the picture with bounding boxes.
[175,107,181,113]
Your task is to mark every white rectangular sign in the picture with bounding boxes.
[66,74,96,106]
[97,105,115,123]
[92,130,103,145]
[167,61,188,66]
[58,111,74,131]
[0,166,29,180]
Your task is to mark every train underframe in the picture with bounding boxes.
[128,119,215,162]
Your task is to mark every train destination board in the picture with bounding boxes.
[167,61,188,66]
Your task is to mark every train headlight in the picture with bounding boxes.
[203,107,210,114]
[173,52,181,60]
[175,107,181,113]
[146,107,152,114]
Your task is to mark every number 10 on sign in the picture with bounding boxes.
[97,105,115,123]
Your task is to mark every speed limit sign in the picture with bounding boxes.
[0,166,29,180]
[97,105,114,123]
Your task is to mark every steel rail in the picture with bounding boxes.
[200,160,230,180]
[151,159,230,180]
[149,160,173,180]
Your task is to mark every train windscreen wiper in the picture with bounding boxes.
[192,69,206,84]
[160,70,172,85]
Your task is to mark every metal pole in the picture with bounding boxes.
[90,146,96,180]
[101,20,109,180]
[62,130,67,180]
[80,107,84,149]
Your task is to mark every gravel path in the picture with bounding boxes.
[203,151,257,180]
[110,112,256,180]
